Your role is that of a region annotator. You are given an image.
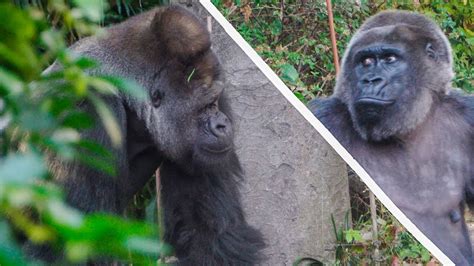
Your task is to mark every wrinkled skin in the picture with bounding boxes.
[27,5,264,265]
[309,11,474,265]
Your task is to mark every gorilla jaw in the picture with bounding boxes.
[349,86,433,142]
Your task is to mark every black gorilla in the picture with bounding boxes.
[309,11,474,265]
[40,5,264,265]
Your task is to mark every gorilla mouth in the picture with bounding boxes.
[201,145,233,154]
[356,97,395,106]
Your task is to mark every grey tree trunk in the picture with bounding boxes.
[170,1,351,264]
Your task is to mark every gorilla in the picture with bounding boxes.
[36,5,264,265]
[309,11,474,265]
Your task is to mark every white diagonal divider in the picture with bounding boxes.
[199,1,453,264]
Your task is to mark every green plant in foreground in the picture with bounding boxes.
[0,1,167,264]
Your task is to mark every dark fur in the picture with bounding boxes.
[309,11,474,265]
[31,5,264,265]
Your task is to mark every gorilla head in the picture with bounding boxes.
[118,6,236,174]
[334,11,454,141]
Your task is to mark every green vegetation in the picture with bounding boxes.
[329,207,434,265]
[0,1,168,264]
[214,0,473,103]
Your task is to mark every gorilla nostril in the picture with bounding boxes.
[209,119,228,138]
[364,76,384,85]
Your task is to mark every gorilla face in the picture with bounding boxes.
[111,5,237,175]
[144,62,235,173]
[351,44,409,125]
[342,25,445,141]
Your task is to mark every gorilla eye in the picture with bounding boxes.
[206,101,218,110]
[384,54,397,63]
[151,90,163,108]
[361,57,375,67]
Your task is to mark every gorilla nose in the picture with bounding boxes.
[363,75,384,86]
[209,115,231,138]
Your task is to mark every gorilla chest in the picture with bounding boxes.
[351,136,470,215]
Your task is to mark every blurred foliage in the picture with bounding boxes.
[0,1,169,264]
[214,0,473,103]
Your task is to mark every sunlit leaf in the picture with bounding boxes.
[40,30,66,53]
[89,77,118,95]
[0,153,46,183]
[0,67,23,95]
[98,76,148,100]
[47,200,83,228]
[126,237,161,255]
[72,0,108,22]
[280,63,299,85]
[88,94,122,147]
[66,241,92,262]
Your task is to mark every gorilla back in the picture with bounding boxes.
[39,5,264,265]
[309,11,474,265]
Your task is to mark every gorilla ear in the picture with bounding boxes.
[152,6,211,61]
[425,43,439,61]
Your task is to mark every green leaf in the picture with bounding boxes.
[271,19,282,36]
[0,67,23,95]
[17,108,56,132]
[88,77,118,96]
[40,30,66,53]
[62,111,94,129]
[76,152,116,176]
[420,247,431,262]
[280,64,299,85]
[125,237,161,255]
[47,200,84,228]
[88,94,122,147]
[0,4,35,41]
[72,0,108,22]
[66,241,93,262]
[74,56,98,70]
[293,92,306,103]
[0,153,46,183]
[97,76,148,101]
[344,229,362,243]
[0,220,27,266]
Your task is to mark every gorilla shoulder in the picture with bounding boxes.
[308,97,353,144]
